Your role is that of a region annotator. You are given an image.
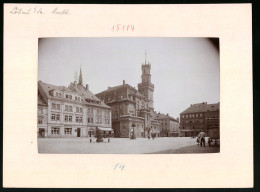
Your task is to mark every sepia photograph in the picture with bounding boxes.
[38,37,220,154]
[4,3,253,188]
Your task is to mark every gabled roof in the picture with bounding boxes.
[38,81,111,109]
[38,81,75,99]
[206,103,219,111]
[70,83,111,109]
[154,113,179,122]
[38,94,47,106]
[96,84,145,99]
[180,102,220,114]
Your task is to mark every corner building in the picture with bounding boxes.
[37,68,112,138]
[179,102,219,137]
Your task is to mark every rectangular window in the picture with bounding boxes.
[69,116,72,122]
[51,114,56,120]
[59,93,62,97]
[64,128,72,135]
[69,95,72,100]
[57,104,60,110]
[66,94,69,99]
[105,119,109,124]
[38,119,43,124]
[52,103,56,109]
[69,106,72,112]
[65,105,68,111]
[51,128,60,134]
[76,116,82,123]
[56,114,60,121]
[80,108,83,113]
[76,107,79,112]
[64,115,68,121]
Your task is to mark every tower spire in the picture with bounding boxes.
[78,65,83,85]
[145,50,147,64]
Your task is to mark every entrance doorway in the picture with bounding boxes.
[77,128,81,137]
[39,129,45,138]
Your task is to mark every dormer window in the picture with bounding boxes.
[65,94,72,100]
[54,92,62,98]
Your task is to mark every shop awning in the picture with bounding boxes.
[97,127,114,132]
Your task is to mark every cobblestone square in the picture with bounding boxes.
[38,137,219,154]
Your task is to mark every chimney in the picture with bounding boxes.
[86,84,89,90]
[123,80,125,86]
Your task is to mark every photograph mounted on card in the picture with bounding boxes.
[3,4,252,188]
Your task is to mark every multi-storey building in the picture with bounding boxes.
[37,94,48,138]
[96,59,161,138]
[154,112,180,137]
[37,67,112,138]
[179,102,219,137]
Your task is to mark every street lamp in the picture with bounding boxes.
[131,122,136,140]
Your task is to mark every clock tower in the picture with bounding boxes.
[138,53,154,110]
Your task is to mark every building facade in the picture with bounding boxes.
[154,112,180,137]
[37,68,112,138]
[37,94,48,138]
[96,58,179,138]
[179,102,220,137]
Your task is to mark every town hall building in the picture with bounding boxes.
[96,57,179,138]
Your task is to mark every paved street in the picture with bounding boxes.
[38,137,219,154]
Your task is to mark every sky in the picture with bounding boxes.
[38,37,220,119]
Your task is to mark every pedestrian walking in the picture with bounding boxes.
[208,137,212,147]
[198,130,206,147]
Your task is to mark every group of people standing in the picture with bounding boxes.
[147,132,156,140]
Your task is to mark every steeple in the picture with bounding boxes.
[78,65,83,86]
[145,50,147,64]
[138,52,154,110]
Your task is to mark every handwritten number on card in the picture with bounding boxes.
[111,24,135,32]
[113,163,125,171]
